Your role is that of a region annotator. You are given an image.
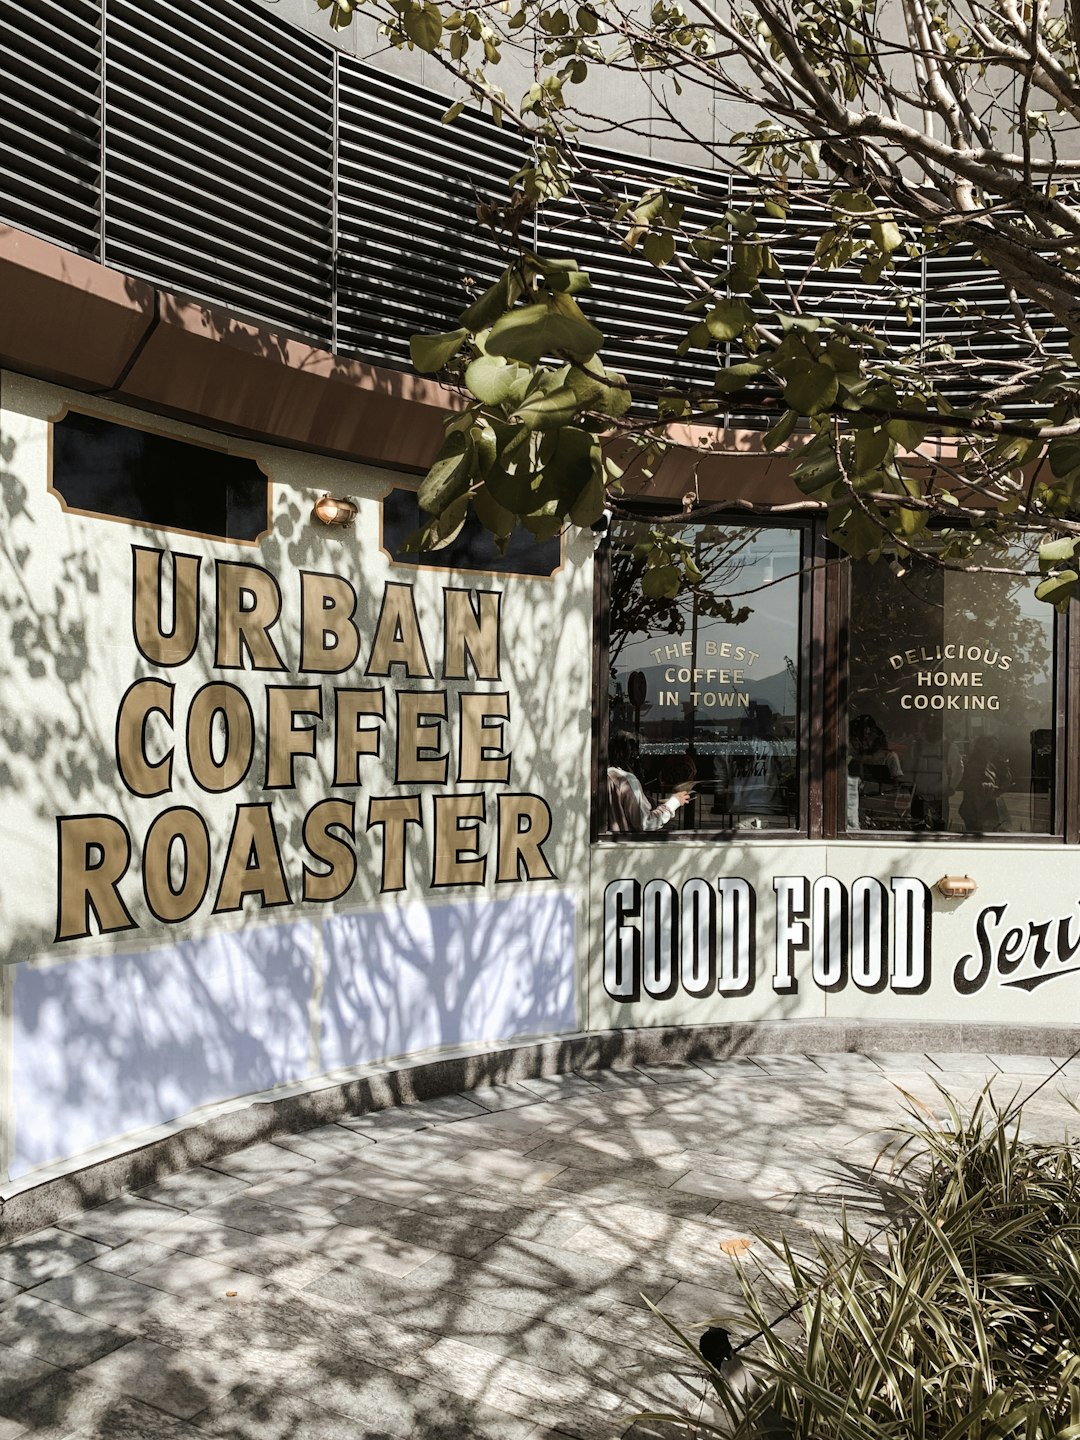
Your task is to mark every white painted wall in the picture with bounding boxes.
[0,373,591,1180]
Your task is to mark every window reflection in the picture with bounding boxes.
[607,522,803,833]
[847,556,1056,835]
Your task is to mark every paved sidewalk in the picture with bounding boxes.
[0,1051,1076,1439]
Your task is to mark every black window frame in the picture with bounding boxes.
[594,507,820,842]
[595,511,1077,845]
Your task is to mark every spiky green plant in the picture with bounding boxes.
[641,1085,1080,1440]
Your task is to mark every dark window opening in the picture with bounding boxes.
[382,487,562,577]
[51,411,270,544]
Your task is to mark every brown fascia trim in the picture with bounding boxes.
[0,223,814,500]
[0,226,462,473]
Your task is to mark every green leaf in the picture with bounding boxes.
[410,327,469,373]
[487,302,603,363]
[1048,434,1080,479]
[763,408,800,450]
[472,482,517,539]
[1035,570,1079,609]
[783,360,839,415]
[568,470,605,526]
[641,564,680,599]
[887,418,929,451]
[465,353,530,406]
[871,218,903,254]
[854,426,890,472]
[403,3,442,50]
[417,432,473,515]
[714,362,765,393]
[513,385,582,429]
[1038,536,1080,573]
[642,229,676,267]
[440,100,466,123]
[705,298,755,342]
[460,270,519,331]
[565,364,632,417]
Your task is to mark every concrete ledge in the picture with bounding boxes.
[2,1018,1078,1239]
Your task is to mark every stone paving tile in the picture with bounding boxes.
[0,1293,134,1369]
[516,1074,603,1102]
[574,1068,662,1093]
[463,1084,547,1112]
[135,1212,270,1259]
[925,1052,996,1072]
[0,1230,111,1288]
[0,1372,197,1440]
[56,1197,186,1248]
[0,1341,63,1402]
[26,1266,176,1332]
[6,1055,1079,1439]
[204,1142,317,1181]
[128,1250,280,1303]
[57,1395,200,1440]
[212,1359,544,1440]
[134,1166,253,1212]
[544,1168,721,1219]
[631,1064,714,1086]
[259,1129,374,1166]
[78,1337,234,1419]
[190,1195,339,1243]
[986,1053,1064,1075]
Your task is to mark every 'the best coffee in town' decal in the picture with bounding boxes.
[54,546,556,941]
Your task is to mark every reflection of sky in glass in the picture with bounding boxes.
[613,526,803,719]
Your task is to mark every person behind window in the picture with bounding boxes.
[607,732,692,833]
[847,713,903,828]
[908,717,964,831]
[959,733,1012,833]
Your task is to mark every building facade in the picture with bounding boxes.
[1,0,1077,1196]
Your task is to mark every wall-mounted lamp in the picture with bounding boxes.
[311,494,357,528]
[937,874,977,900]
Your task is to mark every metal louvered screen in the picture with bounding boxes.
[104,0,334,343]
[0,0,1070,411]
[0,0,101,255]
[335,61,527,366]
[538,155,733,399]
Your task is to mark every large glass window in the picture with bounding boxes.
[847,555,1057,835]
[606,521,804,833]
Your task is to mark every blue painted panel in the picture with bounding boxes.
[11,924,313,1177]
[321,891,577,1070]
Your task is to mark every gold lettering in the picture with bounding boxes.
[367,795,422,893]
[443,588,501,681]
[366,583,431,678]
[302,800,356,903]
[333,688,384,786]
[300,572,359,673]
[132,546,200,667]
[265,686,321,789]
[215,561,287,671]
[213,804,291,912]
[186,683,255,793]
[433,793,486,887]
[144,808,210,923]
[116,678,174,797]
[396,692,448,784]
[496,795,556,883]
[458,692,510,784]
[55,815,135,941]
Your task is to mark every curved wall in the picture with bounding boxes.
[0,370,591,1183]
